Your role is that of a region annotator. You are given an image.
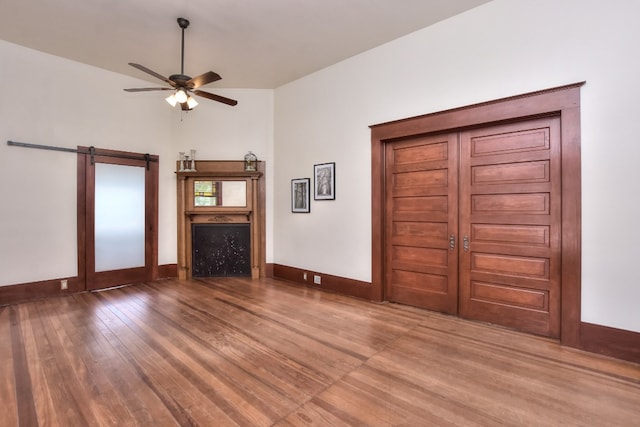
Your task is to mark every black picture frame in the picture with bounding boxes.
[291,178,311,213]
[314,162,335,200]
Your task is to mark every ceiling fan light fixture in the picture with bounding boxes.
[175,88,188,103]
[165,93,178,107]
[186,96,198,109]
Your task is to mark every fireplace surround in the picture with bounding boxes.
[176,160,265,279]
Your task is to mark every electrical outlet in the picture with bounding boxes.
[303,272,308,281]
[313,275,321,285]
[60,279,68,290]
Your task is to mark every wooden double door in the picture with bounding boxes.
[385,116,561,337]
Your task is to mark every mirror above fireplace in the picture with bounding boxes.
[193,180,247,207]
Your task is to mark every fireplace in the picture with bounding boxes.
[191,224,251,277]
[176,160,264,279]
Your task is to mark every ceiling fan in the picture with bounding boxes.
[124,17,237,110]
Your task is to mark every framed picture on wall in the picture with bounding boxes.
[314,162,335,200]
[291,178,311,213]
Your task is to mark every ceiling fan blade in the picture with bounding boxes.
[187,71,222,89]
[128,63,175,87]
[124,87,173,92]
[193,90,238,106]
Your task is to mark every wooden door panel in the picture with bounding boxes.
[471,224,550,246]
[470,244,551,260]
[465,282,551,333]
[392,221,448,247]
[394,170,449,188]
[392,246,449,270]
[392,270,449,293]
[471,193,550,215]
[472,161,550,185]
[459,117,561,337]
[385,133,459,314]
[469,281,548,311]
[467,273,552,293]
[394,141,448,164]
[469,127,550,157]
[470,253,549,279]
[393,196,449,223]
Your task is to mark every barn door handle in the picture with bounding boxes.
[449,234,456,250]
[463,236,469,252]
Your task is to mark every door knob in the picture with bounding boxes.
[449,234,456,250]
[463,236,469,252]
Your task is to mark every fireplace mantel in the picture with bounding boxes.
[176,160,265,280]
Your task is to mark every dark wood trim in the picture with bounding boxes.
[82,148,96,284]
[265,262,275,278]
[147,153,160,281]
[77,151,87,287]
[0,264,176,306]
[158,264,178,279]
[88,267,149,290]
[370,82,584,138]
[370,126,386,303]
[581,322,640,364]
[0,277,83,306]
[272,264,372,300]
[371,82,584,348]
[258,163,267,278]
[559,105,583,348]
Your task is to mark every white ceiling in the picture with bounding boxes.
[0,0,491,89]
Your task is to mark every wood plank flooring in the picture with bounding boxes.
[2,277,639,426]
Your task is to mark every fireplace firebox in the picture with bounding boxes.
[191,224,251,277]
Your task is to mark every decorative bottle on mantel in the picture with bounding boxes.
[244,151,257,172]
[189,149,197,172]
[178,152,186,172]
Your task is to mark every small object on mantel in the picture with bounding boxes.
[178,152,186,172]
[178,149,197,172]
[244,151,258,172]
[190,149,197,172]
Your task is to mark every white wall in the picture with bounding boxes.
[273,0,640,333]
[0,40,274,286]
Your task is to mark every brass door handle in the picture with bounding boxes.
[463,236,469,252]
[449,234,456,250]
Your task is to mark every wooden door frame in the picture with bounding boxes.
[77,147,159,291]
[371,83,583,347]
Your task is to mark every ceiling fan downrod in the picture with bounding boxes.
[177,17,189,76]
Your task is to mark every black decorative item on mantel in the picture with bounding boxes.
[244,151,258,171]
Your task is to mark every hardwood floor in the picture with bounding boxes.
[2,277,639,426]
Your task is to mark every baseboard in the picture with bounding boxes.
[265,263,274,278]
[0,276,84,306]
[158,263,178,279]
[580,322,640,364]
[272,263,372,300]
[0,263,178,306]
